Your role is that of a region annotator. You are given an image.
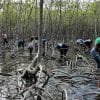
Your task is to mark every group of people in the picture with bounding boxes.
[1,33,100,70]
[56,37,100,70]
[76,37,100,69]
[77,37,100,69]
[55,38,93,59]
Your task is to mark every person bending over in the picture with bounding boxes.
[18,39,25,49]
[90,37,100,69]
[56,43,69,59]
[84,39,92,51]
[76,38,92,53]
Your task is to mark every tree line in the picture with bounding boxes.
[0,0,100,42]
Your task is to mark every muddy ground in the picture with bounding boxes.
[0,47,100,100]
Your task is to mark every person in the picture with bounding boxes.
[33,37,47,56]
[56,43,69,59]
[28,37,34,56]
[2,33,8,45]
[42,38,47,56]
[76,39,84,47]
[18,39,25,49]
[84,39,92,50]
[34,36,38,52]
[90,37,100,69]
[76,38,92,53]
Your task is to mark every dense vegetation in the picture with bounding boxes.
[0,0,100,41]
[0,0,100,100]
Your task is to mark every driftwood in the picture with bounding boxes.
[21,53,39,83]
[18,53,51,100]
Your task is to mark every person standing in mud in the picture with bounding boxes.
[90,37,100,69]
[33,37,47,56]
[28,36,34,56]
[42,38,47,56]
[28,36,38,55]
[34,36,38,52]
[2,33,8,45]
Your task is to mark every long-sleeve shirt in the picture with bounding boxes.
[90,47,100,68]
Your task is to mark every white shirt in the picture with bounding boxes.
[28,41,34,48]
[3,34,7,39]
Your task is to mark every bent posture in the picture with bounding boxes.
[18,39,25,49]
[84,39,92,50]
[90,37,100,69]
[56,43,69,59]
[76,39,84,46]
[77,38,92,52]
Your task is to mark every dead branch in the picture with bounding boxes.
[21,53,39,83]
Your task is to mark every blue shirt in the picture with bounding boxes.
[90,47,100,68]
[90,48,100,59]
